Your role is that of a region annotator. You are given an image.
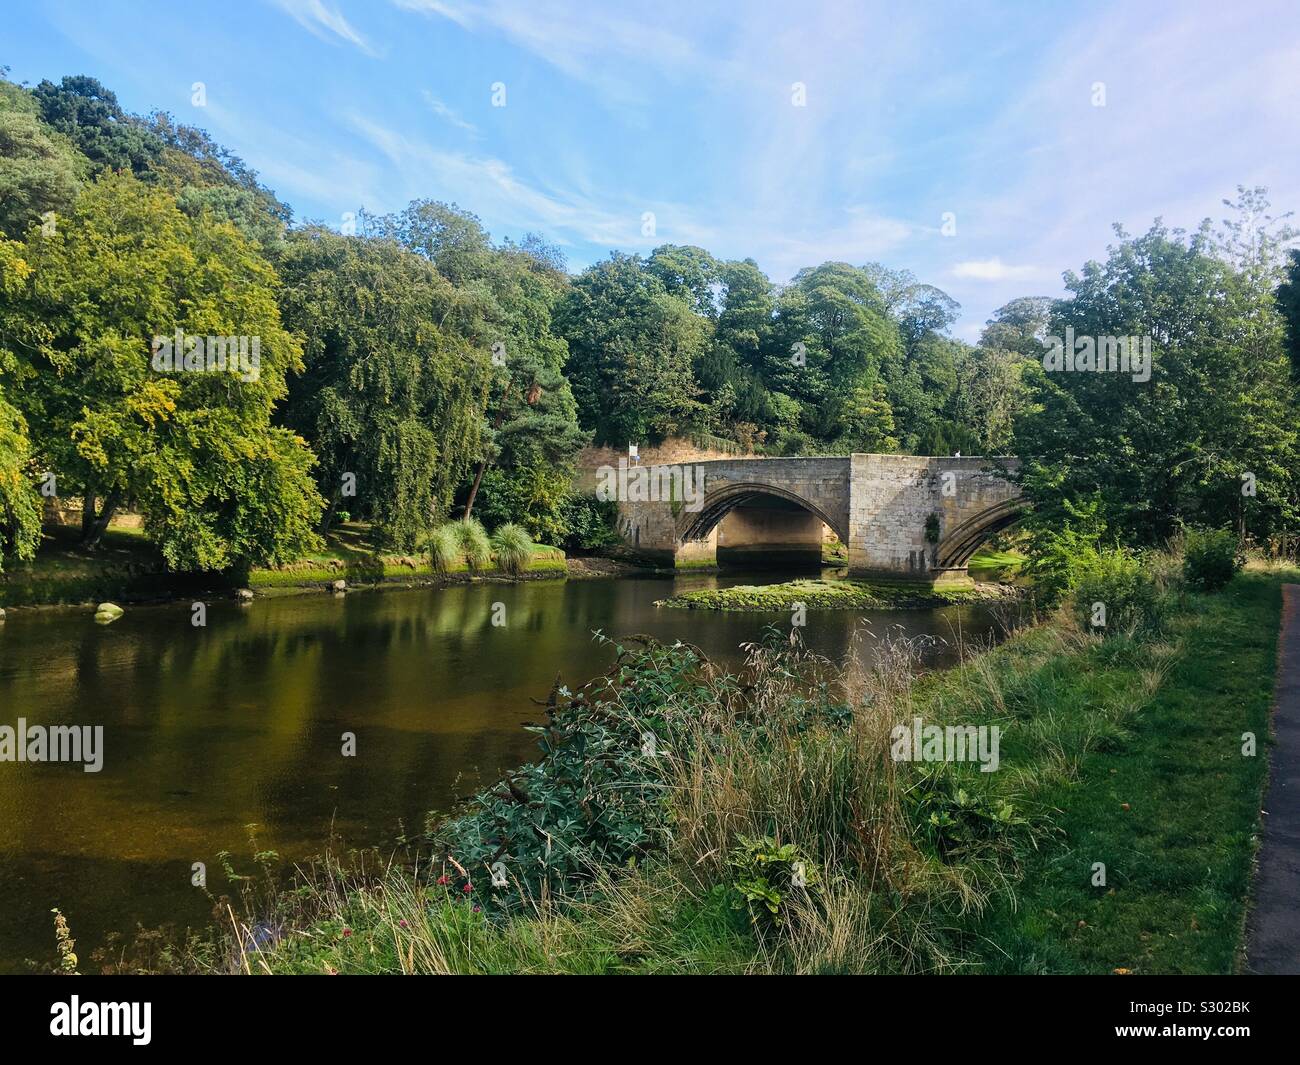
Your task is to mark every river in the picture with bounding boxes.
[0,572,1002,972]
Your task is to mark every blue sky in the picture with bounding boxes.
[5,0,1298,339]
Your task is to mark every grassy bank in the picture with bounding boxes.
[657,576,1018,611]
[0,521,566,607]
[196,565,1288,976]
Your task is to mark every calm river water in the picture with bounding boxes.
[0,572,1000,972]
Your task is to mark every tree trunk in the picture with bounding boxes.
[81,490,121,550]
[81,492,96,539]
[462,462,488,523]
[462,383,512,523]
[319,493,340,537]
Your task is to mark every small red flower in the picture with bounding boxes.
[436,874,450,886]
[398,919,408,929]
[462,883,472,894]
[342,928,352,938]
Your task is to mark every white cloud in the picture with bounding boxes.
[951,258,1041,282]
[272,0,379,57]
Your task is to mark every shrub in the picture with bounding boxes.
[455,518,492,572]
[1183,528,1242,592]
[428,525,460,573]
[728,835,819,930]
[561,495,620,552]
[1069,547,1161,635]
[428,636,716,902]
[491,523,533,576]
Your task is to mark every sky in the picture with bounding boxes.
[4,0,1298,339]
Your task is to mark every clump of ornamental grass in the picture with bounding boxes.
[456,518,492,572]
[491,523,533,576]
[427,525,461,574]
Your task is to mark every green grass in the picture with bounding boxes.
[968,547,1026,577]
[658,576,1013,611]
[250,532,564,588]
[964,568,1285,974]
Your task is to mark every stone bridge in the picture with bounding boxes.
[609,454,1022,584]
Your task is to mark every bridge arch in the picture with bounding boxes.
[933,497,1025,570]
[676,481,848,544]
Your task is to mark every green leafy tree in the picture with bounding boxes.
[371,202,586,530]
[0,383,42,572]
[1014,198,1300,546]
[32,75,164,176]
[556,253,705,445]
[0,77,88,240]
[276,227,491,548]
[0,171,323,570]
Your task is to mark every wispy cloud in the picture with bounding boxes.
[272,0,379,57]
[346,112,719,247]
[391,0,740,102]
[421,91,477,136]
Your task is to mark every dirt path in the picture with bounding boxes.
[1247,583,1300,974]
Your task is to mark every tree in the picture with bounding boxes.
[763,262,901,448]
[370,201,587,534]
[1013,202,1300,546]
[0,171,323,569]
[555,253,705,446]
[32,75,164,176]
[0,384,41,572]
[276,227,492,548]
[0,78,88,240]
[1277,249,1300,379]
[645,244,721,318]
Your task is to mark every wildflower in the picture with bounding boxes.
[462,883,472,894]
[436,874,450,886]
[342,927,352,938]
[398,919,409,929]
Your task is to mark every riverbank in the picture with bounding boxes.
[0,521,568,609]
[657,576,1022,611]
[190,565,1291,975]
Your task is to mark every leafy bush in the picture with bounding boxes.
[455,518,492,571]
[727,835,819,929]
[427,637,716,903]
[1019,496,1107,607]
[1069,546,1161,635]
[561,494,620,552]
[491,523,533,576]
[1183,528,1242,592]
[475,466,572,546]
[912,774,1030,862]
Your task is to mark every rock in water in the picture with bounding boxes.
[235,588,255,602]
[330,579,347,593]
[94,602,124,625]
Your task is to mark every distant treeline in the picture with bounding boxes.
[2,71,1299,575]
